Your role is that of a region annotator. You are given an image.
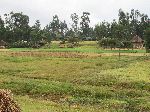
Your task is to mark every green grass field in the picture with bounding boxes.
[0,41,150,112]
[9,41,146,53]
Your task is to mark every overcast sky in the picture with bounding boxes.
[0,0,150,28]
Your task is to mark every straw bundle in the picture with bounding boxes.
[0,89,21,112]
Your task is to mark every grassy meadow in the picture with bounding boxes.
[0,41,150,112]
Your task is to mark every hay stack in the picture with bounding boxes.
[0,89,21,112]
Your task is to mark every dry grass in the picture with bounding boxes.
[0,89,21,112]
[1,51,149,60]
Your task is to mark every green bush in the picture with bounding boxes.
[120,41,133,49]
[98,38,118,49]
[9,40,47,48]
[99,38,133,50]
[67,37,79,45]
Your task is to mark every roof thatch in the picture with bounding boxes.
[131,35,143,43]
[0,40,7,46]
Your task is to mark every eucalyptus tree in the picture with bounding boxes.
[129,9,143,36]
[42,24,52,43]
[88,27,96,40]
[80,12,90,38]
[118,9,131,40]
[71,13,79,37]
[30,20,42,42]
[110,20,118,38]
[59,20,68,40]
[138,14,150,38]
[50,15,60,40]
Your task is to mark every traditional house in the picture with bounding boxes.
[131,35,144,49]
[0,40,7,49]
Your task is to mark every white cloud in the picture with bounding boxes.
[0,0,149,28]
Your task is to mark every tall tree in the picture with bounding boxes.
[42,24,52,43]
[144,28,150,52]
[71,13,79,37]
[59,20,68,40]
[0,16,5,41]
[95,21,110,40]
[118,9,131,40]
[30,20,42,42]
[4,12,30,42]
[138,14,150,38]
[80,12,90,38]
[88,27,96,40]
[50,15,60,40]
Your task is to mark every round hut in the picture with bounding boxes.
[131,35,144,49]
[0,40,7,49]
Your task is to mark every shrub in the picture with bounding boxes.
[9,40,47,48]
[67,43,74,48]
[67,37,79,45]
[99,38,133,50]
[98,38,118,49]
[120,41,133,49]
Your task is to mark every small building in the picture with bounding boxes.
[131,35,144,49]
[0,40,7,49]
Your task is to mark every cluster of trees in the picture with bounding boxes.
[95,9,150,50]
[95,9,150,40]
[145,28,150,52]
[0,12,93,48]
[0,12,45,48]
[0,9,150,49]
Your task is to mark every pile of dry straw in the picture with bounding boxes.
[0,89,21,112]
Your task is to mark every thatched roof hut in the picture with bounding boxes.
[0,40,7,49]
[131,35,143,43]
[131,35,144,49]
[0,40,7,46]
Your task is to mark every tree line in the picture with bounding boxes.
[0,9,150,50]
[0,12,92,48]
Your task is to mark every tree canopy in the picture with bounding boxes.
[0,9,149,49]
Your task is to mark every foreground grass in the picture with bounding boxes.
[16,96,109,112]
[0,50,150,111]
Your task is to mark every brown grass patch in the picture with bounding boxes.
[8,51,89,58]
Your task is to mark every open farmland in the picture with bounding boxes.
[0,42,150,112]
